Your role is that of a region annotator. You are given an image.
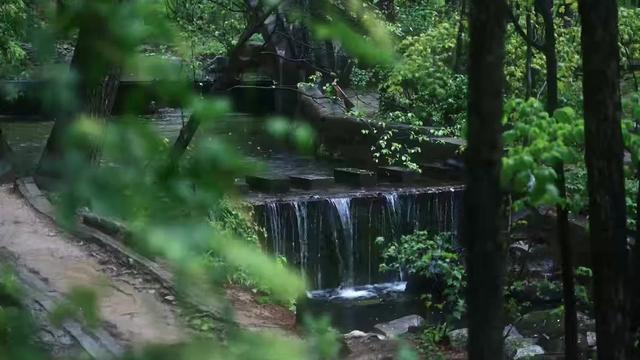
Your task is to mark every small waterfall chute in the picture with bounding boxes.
[330,198,354,286]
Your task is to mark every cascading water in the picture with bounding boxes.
[254,186,464,290]
[330,198,354,286]
[383,193,400,239]
[293,201,308,272]
[264,202,285,255]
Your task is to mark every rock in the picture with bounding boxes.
[448,325,522,352]
[508,242,556,279]
[345,330,369,339]
[373,315,424,338]
[587,331,597,348]
[518,310,564,338]
[505,337,537,359]
[577,312,596,333]
[343,332,397,360]
[407,324,423,334]
[447,328,468,351]
[504,324,523,339]
[344,330,385,340]
[513,345,545,359]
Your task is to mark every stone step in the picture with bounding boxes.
[289,175,334,190]
[334,168,377,187]
[377,166,418,183]
[245,175,290,193]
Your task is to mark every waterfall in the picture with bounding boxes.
[264,202,285,255]
[383,193,400,240]
[293,201,308,271]
[254,187,464,290]
[330,198,354,286]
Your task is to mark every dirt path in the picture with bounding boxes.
[225,286,297,334]
[0,184,184,349]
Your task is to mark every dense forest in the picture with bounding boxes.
[1,0,640,359]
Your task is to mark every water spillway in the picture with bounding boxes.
[253,186,464,290]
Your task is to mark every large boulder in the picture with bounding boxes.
[372,315,425,338]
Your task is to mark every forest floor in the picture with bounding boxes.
[0,183,297,356]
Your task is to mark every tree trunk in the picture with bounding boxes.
[0,129,15,182]
[465,0,507,358]
[634,175,640,351]
[579,0,631,358]
[537,1,579,358]
[537,0,558,111]
[453,0,467,74]
[555,162,578,360]
[37,12,121,179]
[171,114,200,161]
[525,11,533,98]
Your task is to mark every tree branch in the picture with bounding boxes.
[507,5,545,51]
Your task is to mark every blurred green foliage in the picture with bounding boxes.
[502,98,584,212]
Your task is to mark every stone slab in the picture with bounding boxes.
[246,175,290,193]
[377,166,417,183]
[289,175,334,190]
[334,168,376,187]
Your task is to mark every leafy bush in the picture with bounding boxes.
[379,17,467,130]
[378,231,466,319]
[0,0,27,77]
[502,98,584,212]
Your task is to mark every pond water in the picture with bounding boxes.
[1,118,53,175]
[0,110,341,177]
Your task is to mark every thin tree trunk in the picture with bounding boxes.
[0,129,15,182]
[633,176,640,357]
[555,162,578,360]
[537,1,579,357]
[538,0,558,111]
[453,0,466,74]
[579,0,631,358]
[548,4,576,360]
[171,114,200,161]
[525,11,533,98]
[465,0,507,358]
